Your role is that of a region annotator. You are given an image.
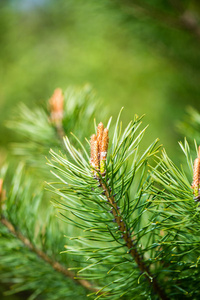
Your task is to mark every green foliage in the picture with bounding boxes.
[2,1,200,298]
[48,111,162,299]
[0,165,87,300]
[47,108,200,299]
[177,107,200,146]
[1,86,200,300]
[6,85,103,174]
[148,142,200,298]
[1,85,103,299]
[1,0,200,162]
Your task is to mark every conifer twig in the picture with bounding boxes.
[90,123,168,300]
[0,215,100,294]
[98,179,168,300]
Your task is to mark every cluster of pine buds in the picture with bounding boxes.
[192,146,200,201]
[49,88,64,126]
[90,122,109,177]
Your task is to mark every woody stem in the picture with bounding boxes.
[99,179,169,300]
[0,215,101,295]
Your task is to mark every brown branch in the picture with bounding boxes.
[118,0,200,41]
[99,179,169,300]
[179,10,200,38]
[0,216,100,295]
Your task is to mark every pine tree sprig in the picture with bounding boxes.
[147,141,200,298]
[6,85,104,174]
[48,111,171,299]
[97,175,169,300]
[0,215,99,294]
[89,121,168,300]
[3,85,200,299]
[0,165,100,299]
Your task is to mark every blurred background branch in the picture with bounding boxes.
[117,0,200,39]
[1,0,200,165]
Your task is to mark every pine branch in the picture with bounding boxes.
[98,177,168,300]
[90,121,168,299]
[0,164,100,299]
[4,85,200,299]
[6,85,104,174]
[49,112,169,299]
[0,215,98,294]
[147,141,200,298]
[0,85,106,299]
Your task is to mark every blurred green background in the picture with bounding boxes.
[1,0,200,161]
[1,1,200,299]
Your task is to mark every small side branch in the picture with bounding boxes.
[0,216,99,294]
[99,179,169,300]
[55,124,66,144]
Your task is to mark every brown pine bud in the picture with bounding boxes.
[198,147,200,182]
[90,123,109,176]
[90,134,99,171]
[100,128,109,159]
[192,157,200,199]
[49,88,64,125]
[90,134,96,166]
[100,128,109,174]
[97,122,104,154]
[192,158,199,188]
[0,179,3,199]
[93,140,99,171]
[198,146,200,159]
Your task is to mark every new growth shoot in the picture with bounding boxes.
[192,146,200,201]
[49,88,65,140]
[89,121,168,300]
[49,88,64,127]
[90,122,109,176]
